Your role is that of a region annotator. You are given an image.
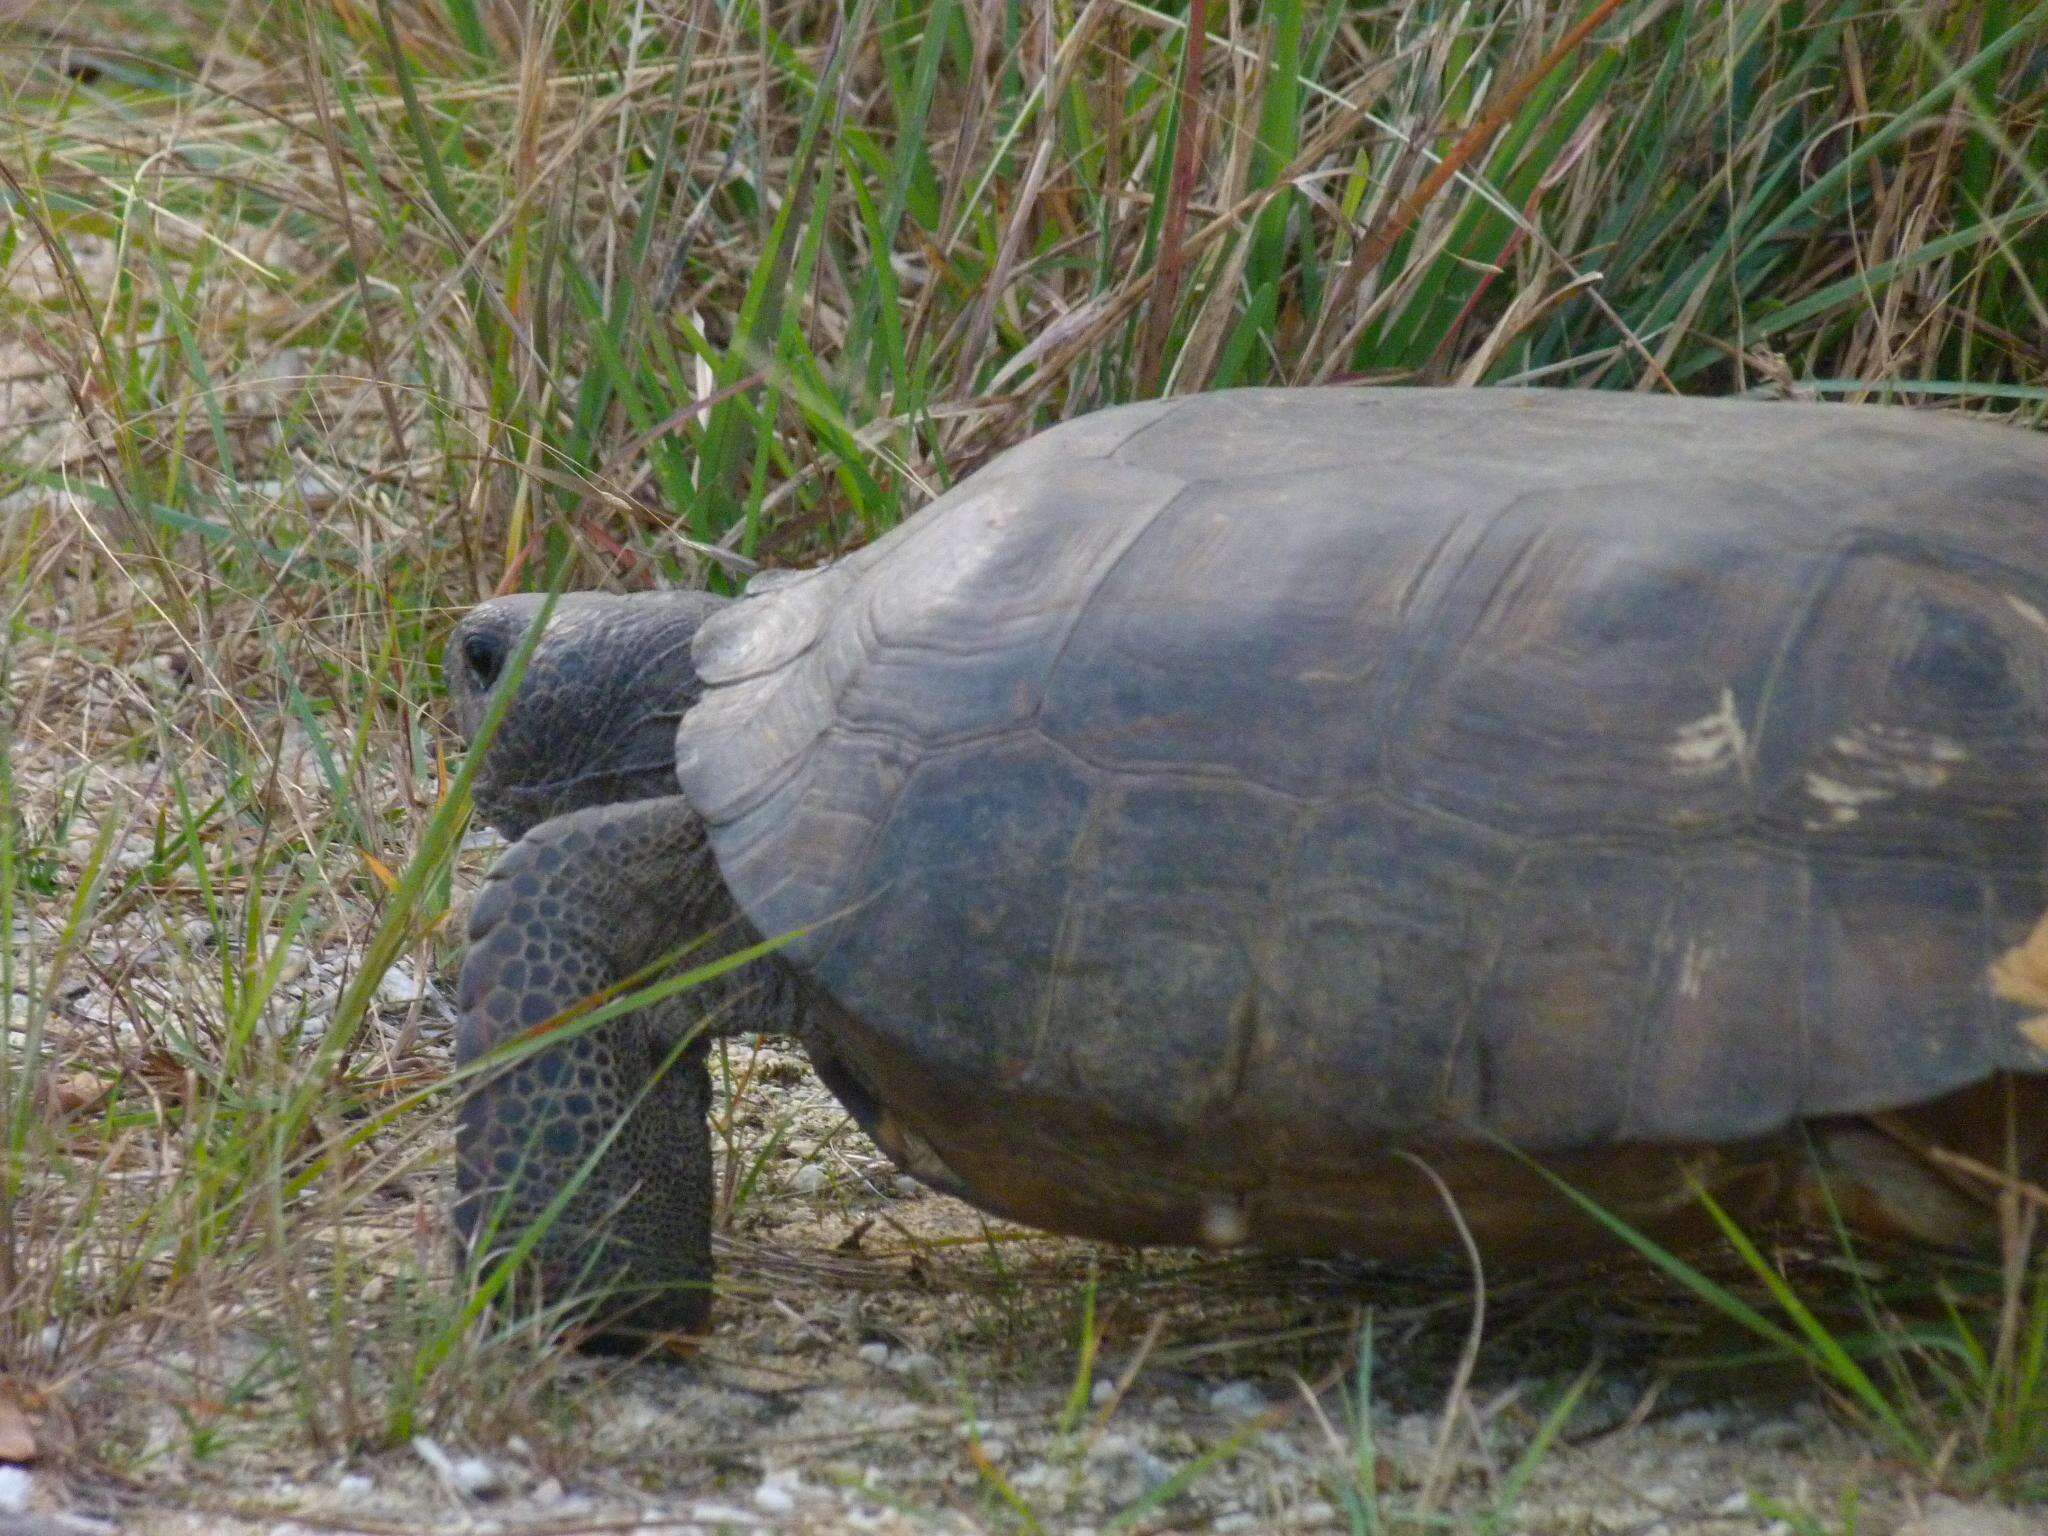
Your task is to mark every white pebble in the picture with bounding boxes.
[335,1473,374,1498]
[410,1436,503,1499]
[376,960,427,1005]
[752,1479,797,1515]
[893,1175,922,1198]
[856,1342,891,1367]
[1206,1379,1267,1417]
[886,1349,938,1380]
[0,1466,30,1514]
[789,1164,828,1195]
[451,1457,501,1497]
[1200,1198,1248,1247]
[1087,1432,1137,1462]
[1090,1377,1116,1406]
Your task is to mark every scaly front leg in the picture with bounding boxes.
[454,795,718,1350]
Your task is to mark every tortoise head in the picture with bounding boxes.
[448,590,727,838]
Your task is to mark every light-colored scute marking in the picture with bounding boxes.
[1676,937,1716,1001]
[1667,687,1750,781]
[1800,724,1969,827]
[2006,592,2048,635]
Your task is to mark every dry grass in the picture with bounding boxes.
[2,0,2046,1529]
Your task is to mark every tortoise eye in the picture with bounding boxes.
[462,630,506,690]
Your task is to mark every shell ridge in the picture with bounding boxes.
[1031,476,1198,725]
[1029,778,1108,1087]
[1378,486,1544,782]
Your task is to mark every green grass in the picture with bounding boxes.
[2,0,2046,1525]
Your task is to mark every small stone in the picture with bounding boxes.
[335,1473,373,1498]
[451,1458,501,1498]
[0,1465,30,1514]
[1206,1380,1266,1418]
[1087,1432,1134,1462]
[886,1349,938,1380]
[752,1478,797,1515]
[1084,1432,1176,1504]
[1200,1198,1248,1247]
[1090,1377,1116,1407]
[377,960,426,1005]
[1213,1513,1260,1534]
[978,1437,1009,1463]
[790,1164,828,1195]
[893,1175,922,1198]
[856,1342,891,1367]
[410,1436,503,1499]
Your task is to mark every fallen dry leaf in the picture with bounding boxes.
[0,1384,39,1464]
[40,1069,111,1119]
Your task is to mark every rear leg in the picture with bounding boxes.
[1801,1074,2048,1249]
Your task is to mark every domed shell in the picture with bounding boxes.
[676,388,2048,1161]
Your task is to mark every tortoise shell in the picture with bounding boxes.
[676,388,2048,1240]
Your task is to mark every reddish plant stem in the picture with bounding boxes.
[1351,0,1629,287]
[1140,0,1210,395]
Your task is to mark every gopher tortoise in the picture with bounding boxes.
[448,387,2048,1348]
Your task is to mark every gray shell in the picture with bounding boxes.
[677,388,2048,1157]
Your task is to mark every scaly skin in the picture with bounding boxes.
[448,592,793,1348]
[454,795,718,1347]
